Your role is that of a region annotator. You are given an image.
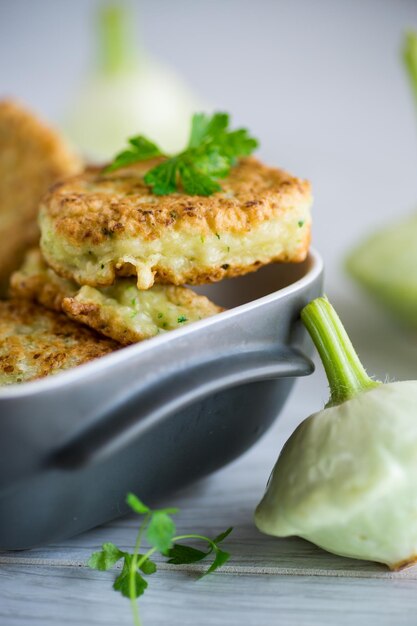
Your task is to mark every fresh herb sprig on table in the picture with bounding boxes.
[88,493,233,626]
[104,112,259,196]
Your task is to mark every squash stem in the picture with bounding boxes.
[301,297,380,406]
[403,31,417,114]
[98,4,136,75]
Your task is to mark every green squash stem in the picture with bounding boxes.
[301,297,380,407]
[98,4,136,76]
[403,31,417,112]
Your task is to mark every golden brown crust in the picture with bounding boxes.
[0,219,39,295]
[147,249,311,286]
[40,246,311,289]
[10,249,76,311]
[0,99,81,292]
[39,156,312,288]
[61,284,223,345]
[9,248,73,313]
[63,298,121,340]
[41,157,311,245]
[0,300,119,385]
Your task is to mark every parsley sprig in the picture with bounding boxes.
[88,493,233,626]
[104,112,258,196]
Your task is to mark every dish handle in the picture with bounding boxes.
[51,343,313,470]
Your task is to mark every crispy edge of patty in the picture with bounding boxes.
[39,156,312,288]
[0,99,82,292]
[10,249,224,345]
[40,157,312,244]
[0,299,118,385]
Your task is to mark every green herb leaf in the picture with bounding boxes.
[179,162,222,196]
[188,112,228,148]
[166,527,234,571]
[113,558,148,599]
[177,315,188,324]
[126,493,150,515]
[212,527,234,545]
[87,542,125,571]
[146,511,176,553]
[87,495,233,626]
[138,556,157,575]
[144,158,178,195]
[203,548,231,576]
[218,128,258,162]
[107,112,258,196]
[157,507,179,515]
[105,136,163,173]
[166,544,209,564]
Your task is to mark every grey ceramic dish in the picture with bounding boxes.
[0,249,323,550]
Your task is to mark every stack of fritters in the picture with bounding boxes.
[0,101,120,383]
[0,100,81,294]
[0,299,118,385]
[11,249,224,346]
[1,101,312,385]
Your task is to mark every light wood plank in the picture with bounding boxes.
[1,564,417,626]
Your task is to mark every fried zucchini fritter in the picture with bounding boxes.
[39,157,312,290]
[11,250,223,345]
[0,300,118,386]
[0,100,81,294]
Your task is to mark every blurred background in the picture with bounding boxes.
[1,0,417,397]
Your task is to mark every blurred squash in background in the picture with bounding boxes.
[346,31,417,328]
[65,3,201,162]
